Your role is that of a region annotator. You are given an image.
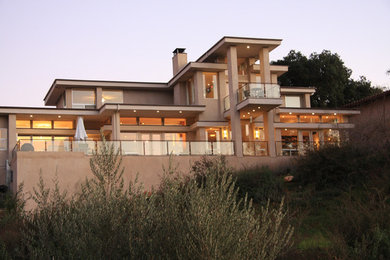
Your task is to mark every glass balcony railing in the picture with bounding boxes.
[275,141,340,156]
[242,141,268,156]
[224,96,230,111]
[15,140,235,156]
[237,83,280,103]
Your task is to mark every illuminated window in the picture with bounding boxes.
[54,121,73,129]
[203,72,218,99]
[164,133,186,141]
[120,132,137,140]
[72,90,96,108]
[285,96,301,108]
[120,117,137,125]
[102,90,123,104]
[299,115,320,123]
[139,118,162,126]
[31,136,52,152]
[33,121,52,129]
[322,115,343,123]
[0,128,7,150]
[164,118,186,126]
[324,129,340,142]
[280,115,298,123]
[16,120,31,128]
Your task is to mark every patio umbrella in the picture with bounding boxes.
[74,116,88,141]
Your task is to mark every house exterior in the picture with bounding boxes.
[0,36,360,192]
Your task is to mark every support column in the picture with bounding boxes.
[111,112,121,141]
[227,46,243,157]
[96,87,103,109]
[263,111,276,157]
[8,114,16,159]
[259,47,271,83]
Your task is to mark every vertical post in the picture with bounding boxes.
[227,46,243,157]
[8,114,16,160]
[111,111,121,141]
[263,111,276,157]
[96,87,103,109]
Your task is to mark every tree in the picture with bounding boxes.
[272,50,382,107]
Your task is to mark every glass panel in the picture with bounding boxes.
[120,117,137,125]
[54,121,73,129]
[300,115,320,123]
[121,141,144,155]
[102,90,123,104]
[139,118,162,126]
[203,72,218,99]
[0,128,6,150]
[16,120,31,128]
[73,141,96,155]
[32,136,52,151]
[322,115,343,123]
[281,129,298,156]
[120,132,137,140]
[72,90,96,105]
[48,137,72,152]
[213,142,234,155]
[285,96,301,108]
[164,118,186,126]
[280,115,298,123]
[190,142,212,155]
[167,141,189,155]
[324,129,340,142]
[33,121,52,129]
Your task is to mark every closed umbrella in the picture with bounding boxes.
[74,116,88,141]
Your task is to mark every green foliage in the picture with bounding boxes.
[233,167,284,205]
[10,143,293,259]
[272,50,382,107]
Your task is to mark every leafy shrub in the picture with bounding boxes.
[234,167,284,205]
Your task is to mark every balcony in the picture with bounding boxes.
[242,141,268,156]
[14,140,235,156]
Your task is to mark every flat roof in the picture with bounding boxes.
[196,36,282,63]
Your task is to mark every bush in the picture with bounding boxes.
[12,142,294,259]
[234,167,284,205]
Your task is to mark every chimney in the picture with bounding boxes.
[172,48,187,76]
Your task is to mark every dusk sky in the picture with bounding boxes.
[0,0,389,107]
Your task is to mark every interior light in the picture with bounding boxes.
[284,128,287,131]
[247,112,250,114]
[58,115,61,118]
[246,45,250,49]
[289,112,292,115]
[334,113,337,115]
[157,110,160,113]
[255,130,260,139]
[102,98,105,103]
[252,109,255,112]
[133,110,136,112]
[179,111,182,114]
[257,106,261,109]
[243,115,246,118]
[30,115,33,118]
[312,113,315,115]
[223,129,228,139]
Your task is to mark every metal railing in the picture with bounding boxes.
[15,140,235,156]
[275,141,339,156]
[242,141,268,156]
[237,83,280,103]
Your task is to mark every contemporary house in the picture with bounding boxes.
[0,36,360,193]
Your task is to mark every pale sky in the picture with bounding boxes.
[0,0,389,107]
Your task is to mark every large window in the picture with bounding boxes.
[139,118,162,126]
[299,115,320,123]
[33,121,52,129]
[16,120,31,128]
[164,118,186,126]
[203,72,218,99]
[102,90,123,104]
[0,128,7,150]
[280,114,298,123]
[120,117,137,125]
[54,121,73,129]
[72,90,96,108]
[285,96,301,108]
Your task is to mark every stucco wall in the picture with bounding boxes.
[14,152,294,208]
[0,116,8,185]
[123,89,173,105]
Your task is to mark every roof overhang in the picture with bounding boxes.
[280,87,316,94]
[197,36,282,63]
[276,107,360,115]
[99,103,206,118]
[44,79,169,106]
[168,62,227,86]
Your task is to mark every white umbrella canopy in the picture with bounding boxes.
[74,116,88,141]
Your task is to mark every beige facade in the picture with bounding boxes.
[0,36,360,192]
